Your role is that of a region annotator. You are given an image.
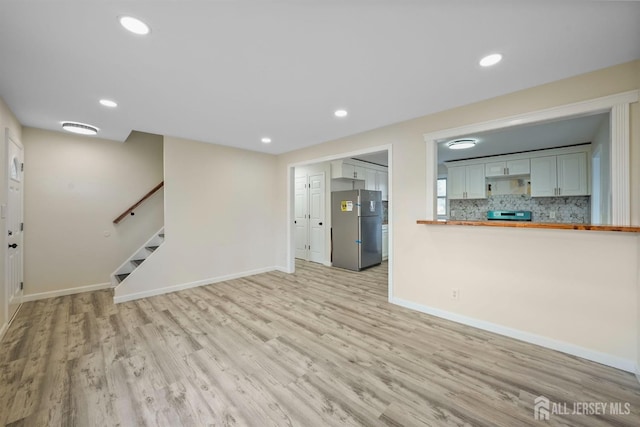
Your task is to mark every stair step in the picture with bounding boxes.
[146,246,159,252]
[131,259,145,266]
[116,273,130,283]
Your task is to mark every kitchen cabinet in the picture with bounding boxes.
[485,159,530,177]
[331,160,365,180]
[382,224,389,260]
[531,152,588,197]
[332,159,388,200]
[448,164,486,199]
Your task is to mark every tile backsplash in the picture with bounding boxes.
[449,194,591,223]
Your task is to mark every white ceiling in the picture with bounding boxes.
[438,112,609,163]
[1,1,639,155]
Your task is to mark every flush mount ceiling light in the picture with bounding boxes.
[61,121,99,135]
[99,99,118,108]
[334,109,348,118]
[119,16,150,35]
[479,53,502,67]
[447,138,477,150]
[261,137,272,144]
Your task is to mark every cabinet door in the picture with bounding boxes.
[465,164,486,199]
[365,168,377,191]
[531,156,557,197]
[353,165,365,180]
[485,161,506,177]
[447,166,466,199]
[557,152,588,196]
[376,171,388,200]
[506,159,530,175]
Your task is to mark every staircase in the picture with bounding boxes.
[111,228,165,286]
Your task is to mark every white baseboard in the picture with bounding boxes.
[274,266,293,274]
[391,297,636,373]
[114,266,279,304]
[22,282,113,302]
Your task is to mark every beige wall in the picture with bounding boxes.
[0,97,22,332]
[114,135,278,301]
[23,128,164,296]
[276,60,640,371]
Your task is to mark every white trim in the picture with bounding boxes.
[423,90,639,222]
[391,297,636,373]
[22,282,112,302]
[113,266,278,303]
[610,103,630,226]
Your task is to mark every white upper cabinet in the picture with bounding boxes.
[331,159,388,200]
[530,156,557,197]
[485,159,530,177]
[557,152,588,196]
[448,164,486,199]
[531,153,588,197]
[331,160,358,179]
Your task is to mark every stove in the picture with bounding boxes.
[487,210,532,221]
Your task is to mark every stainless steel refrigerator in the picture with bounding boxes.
[331,190,382,271]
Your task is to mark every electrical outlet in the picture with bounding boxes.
[451,289,460,300]
[549,211,556,219]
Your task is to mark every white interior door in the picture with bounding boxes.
[294,176,308,260]
[308,173,325,264]
[6,130,24,322]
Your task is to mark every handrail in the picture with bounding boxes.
[113,181,164,224]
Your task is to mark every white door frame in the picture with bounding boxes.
[286,144,393,300]
[294,175,309,260]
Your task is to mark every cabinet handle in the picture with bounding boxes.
[506,167,509,175]
[504,168,507,175]
[558,188,561,196]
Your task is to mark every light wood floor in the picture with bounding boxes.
[1,261,639,426]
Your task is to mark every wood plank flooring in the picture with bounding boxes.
[1,261,639,426]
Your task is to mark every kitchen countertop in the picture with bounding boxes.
[416,219,640,233]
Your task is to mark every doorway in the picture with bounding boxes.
[294,170,326,264]
[288,145,392,301]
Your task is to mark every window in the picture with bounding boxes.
[437,178,446,217]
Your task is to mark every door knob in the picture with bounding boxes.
[319,222,323,226]
[8,243,17,249]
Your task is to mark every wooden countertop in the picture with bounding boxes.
[416,219,640,233]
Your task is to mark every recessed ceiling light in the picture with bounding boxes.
[334,109,348,118]
[99,99,118,108]
[479,53,502,67]
[61,122,99,135]
[119,16,150,35]
[261,137,272,144]
[447,138,477,150]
